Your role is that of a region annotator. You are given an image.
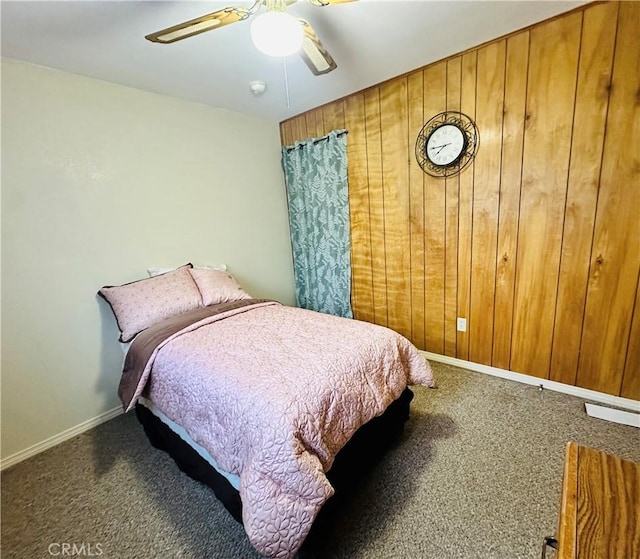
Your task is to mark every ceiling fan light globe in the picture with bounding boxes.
[250,12,304,57]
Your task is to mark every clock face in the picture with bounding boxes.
[425,124,466,167]
[415,111,478,178]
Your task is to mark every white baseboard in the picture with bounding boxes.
[422,351,640,413]
[585,403,640,428]
[0,406,123,471]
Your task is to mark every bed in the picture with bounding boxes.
[99,264,435,558]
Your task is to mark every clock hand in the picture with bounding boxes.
[432,143,451,155]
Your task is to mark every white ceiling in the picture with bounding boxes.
[1,0,587,123]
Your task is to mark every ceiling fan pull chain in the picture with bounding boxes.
[283,56,291,109]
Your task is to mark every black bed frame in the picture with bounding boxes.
[135,388,414,528]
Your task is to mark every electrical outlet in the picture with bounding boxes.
[456,317,467,332]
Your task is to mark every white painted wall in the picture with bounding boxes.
[1,58,295,462]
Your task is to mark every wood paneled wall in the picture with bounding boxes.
[280,1,640,399]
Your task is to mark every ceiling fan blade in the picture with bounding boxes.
[145,7,250,44]
[297,19,337,75]
[307,0,357,6]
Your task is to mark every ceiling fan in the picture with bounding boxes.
[145,0,356,76]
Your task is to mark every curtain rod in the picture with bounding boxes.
[285,130,348,153]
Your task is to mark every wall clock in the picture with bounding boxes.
[415,111,479,178]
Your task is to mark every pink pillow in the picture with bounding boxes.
[189,268,252,307]
[99,264,202,342]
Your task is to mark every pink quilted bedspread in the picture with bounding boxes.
[130,301,434,558]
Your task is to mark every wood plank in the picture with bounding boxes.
[550,1,618,386]
[380,77,412,339]
[456,51,477,361]
[291,114,308,143]
[557,443,640,559]
[344,93,374,323]
[423,61,447,354]
[304,112,316,139]
[305,108,324,139]
[444,57,461,357]
[364,87,388,327]
[284,120,296,146]
[576,1,640,395]
[557,442,579,559]
[280,121,292,146]
[408,70,426,349]
[468,40,506,366]
[574,446,640,559]
[492,32,529,370]
[511,13,582,378]
[621,277,640,400]
[300,113,312,142]
[322,100,345,135]
[314,107,326,137]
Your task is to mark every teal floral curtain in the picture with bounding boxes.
[282,129,353,318]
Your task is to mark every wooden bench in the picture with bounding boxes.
[544,442,640,558]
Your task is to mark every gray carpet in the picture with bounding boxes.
[2,362,639,559]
